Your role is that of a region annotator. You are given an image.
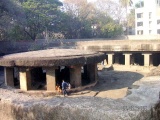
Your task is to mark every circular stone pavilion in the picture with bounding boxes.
[0,49,105,92]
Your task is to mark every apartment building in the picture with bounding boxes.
[135,0,160,35]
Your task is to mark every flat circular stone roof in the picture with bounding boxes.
[0,49,105,67]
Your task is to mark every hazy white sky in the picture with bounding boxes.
[87,0,96,2]
[60,0,141,5]
[87,0,141,4]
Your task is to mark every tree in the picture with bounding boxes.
[119,0,133,7]
[119,0,133,36]
[63,0,94,20]
[13,0,62,41]
[0,0,23,40]
[135,1,144,8]
[127,9,135,27]
[101,22,123,38]
[61,0,95,38]
[92,12,123,38]
[0,0,125,40]
[95,0,125,24]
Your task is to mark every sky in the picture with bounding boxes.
[60,0,141,5]
[87,0,96,2]
[87,0,141,5]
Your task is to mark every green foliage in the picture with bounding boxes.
[127,9,135,27]
[119,0,133,7]
[13,0,63,40]
[0,0,124,40]
[7,25,31,41]
[89,12,123,38]
[101,22,123,38]
[60,16,93,39]
[0,0,24,40]
[135,1,144,8]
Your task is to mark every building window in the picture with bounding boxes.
[157,20,160,24]
[140,1,144,7]
[149,12,152,19]
[135,1,144,8]
[149,21,152,27]
[137,30,143,35]
[149,30,152,34]
[157,0,160,6]
[157,29,160,34]
[129,32,132,35]
[137,13,143,18]
[137,22,143,27]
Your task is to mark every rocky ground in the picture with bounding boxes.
[0,65,160,120]
[69,65,159,99]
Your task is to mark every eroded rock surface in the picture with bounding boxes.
[0,65,160,120]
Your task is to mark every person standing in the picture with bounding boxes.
[61,80,68,96]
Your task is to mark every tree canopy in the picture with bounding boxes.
[11,0,63,40]
[0,0,127,41]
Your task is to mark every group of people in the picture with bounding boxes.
[56,80,71,96]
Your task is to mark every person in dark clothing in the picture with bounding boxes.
[62,80,69,96]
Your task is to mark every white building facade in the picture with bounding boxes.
[135,0,160,35]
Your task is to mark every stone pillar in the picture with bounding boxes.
[70,65,81,88]
[45,67,56,91]
[19,68,32,91]
[107,53,114,65]
[103,59,107,66]
[87,63,97,83]
[123,53,132,66]
[4,67,14,87]
[142,53,152,66]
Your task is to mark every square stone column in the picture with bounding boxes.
[123,53,132,66]
[70,65,81,88]
[142,53,152,66]
[45,67,56,91]
[107,53,114,65]
[87,63,97,83]
[4,67,14,87]
[19,68,31,91]
[103,59,107,66]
